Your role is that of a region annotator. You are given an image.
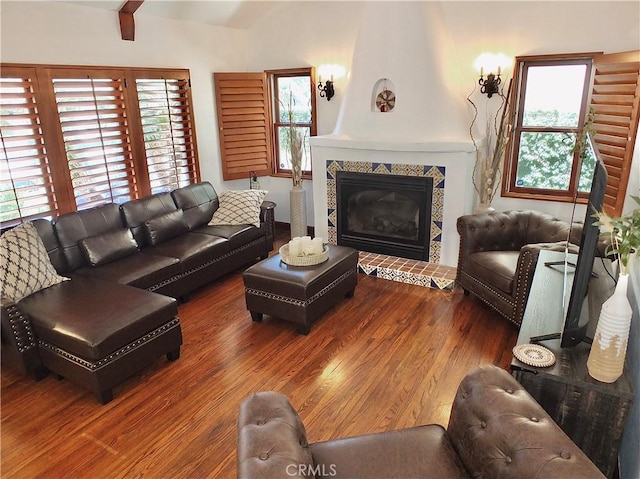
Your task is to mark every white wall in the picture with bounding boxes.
[4,1,637,227]
[246,0,640,223]
[0,0,248,194]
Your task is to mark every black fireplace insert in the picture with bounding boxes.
[336,171,433,260]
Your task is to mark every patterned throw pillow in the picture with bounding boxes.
[0,222,68,302]
[209,190,268,228]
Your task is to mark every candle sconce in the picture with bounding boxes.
[478,67,502,98]
[318,79,335,101]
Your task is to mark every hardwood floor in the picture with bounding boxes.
[1,232,518,478]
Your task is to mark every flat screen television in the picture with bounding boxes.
[560,136,608,347]
[530,134,609,347]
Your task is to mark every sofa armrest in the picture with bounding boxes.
[237,391,313,479]
[0,298,46,379]
[260,201,276,251]
[447,365,604,478]
[510,240,580,325]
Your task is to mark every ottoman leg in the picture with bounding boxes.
[297,323,311,335]
[97,389,113,405]
[167,348,181,361]
[345,287,355,298]
[251,311,263,322]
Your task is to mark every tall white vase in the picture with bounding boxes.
[289,185,307,239]
[587,273,632,383]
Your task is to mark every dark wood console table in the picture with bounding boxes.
[511,251,633,478]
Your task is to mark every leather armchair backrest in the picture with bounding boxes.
[523,210,575,245]
[447,365,604,479]
[120,193,178,248]
[31,218,68,274]
[53,203,124,272]
[171,182,219,231]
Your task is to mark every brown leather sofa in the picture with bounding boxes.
[456,210,583,327]
[237,364,605,478]
[1,182,275,403]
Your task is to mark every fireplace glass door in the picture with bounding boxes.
[336,171,433,260]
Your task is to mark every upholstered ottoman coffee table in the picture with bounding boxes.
[243,245,358,334]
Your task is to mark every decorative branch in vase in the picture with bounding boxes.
[282,91,308,238]
[467,79,512,214]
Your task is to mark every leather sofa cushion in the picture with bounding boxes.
[171,181,219,230]
[144,209,189,246]
[18,277,177,360]
[310,425,468,479]
[120,192,178,248]
[465,251,519,294]
[54,203,125,273]
[79,229,139,266]
[73,252,181,290]
[145,232,231,272]
[193,223,263,249]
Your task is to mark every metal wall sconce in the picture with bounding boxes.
[318,79,335,101]
[478,67,501,98]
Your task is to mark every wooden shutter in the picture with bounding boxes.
[214,72,272,180]
[50,70,137,209]
[590,50,640,216]
[0,67,58,224]
[134,75,200,194]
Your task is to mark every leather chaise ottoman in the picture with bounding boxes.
[18,277,182,404]
[243,245,358,334]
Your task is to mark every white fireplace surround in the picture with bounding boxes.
[310,136,475,267]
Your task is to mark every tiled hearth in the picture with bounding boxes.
[357,251,457,291]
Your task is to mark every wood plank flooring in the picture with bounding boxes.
[1,233,518,478]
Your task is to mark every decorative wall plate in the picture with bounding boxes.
[375,89,396,112]
[513,343,556,368]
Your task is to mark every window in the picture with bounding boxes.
[214,67,317,181]
[504,55,594,201]
[0,68,58,224]
[0,64,200,225]
[135,74,199,194]
[269,68,316,178]
[52,72,137,208]
[504,51,640,216]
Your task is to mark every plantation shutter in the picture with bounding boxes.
[135,75,200,194]
[0,67,58,224]
[214,72,272,180]
[589,50,640,216]
[50,70,137,209]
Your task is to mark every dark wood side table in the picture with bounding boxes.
[512,342,633,478]
[511,251,634,478]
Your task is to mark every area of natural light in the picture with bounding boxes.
[523,65,586,125]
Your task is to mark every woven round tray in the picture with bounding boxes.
[279,244,329,266]
[512,343,556,368]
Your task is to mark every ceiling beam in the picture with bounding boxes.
[119,0,144,41]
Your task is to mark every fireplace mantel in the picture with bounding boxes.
[310,135,476,267]
[311,134,474,153]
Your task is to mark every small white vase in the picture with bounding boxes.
[289,185,307,239]
[473,203,495,215]
[587,273,632,383]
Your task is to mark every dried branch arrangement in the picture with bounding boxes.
[467,79,512,206]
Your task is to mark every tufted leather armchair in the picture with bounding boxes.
[456,210,583,327]
[237,365,604,478]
